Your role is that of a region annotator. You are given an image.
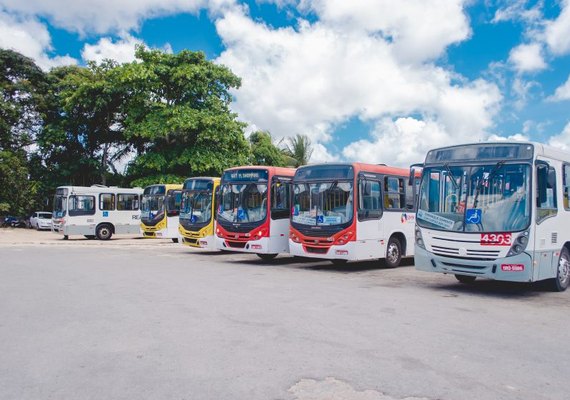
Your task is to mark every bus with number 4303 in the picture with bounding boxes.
[411,141,570,291]
[215,166,296,260]
[288,163,417,266]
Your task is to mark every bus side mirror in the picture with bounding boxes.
[409,163,423,186]
[536,162,548,205]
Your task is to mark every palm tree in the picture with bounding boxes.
[282,134,313,167]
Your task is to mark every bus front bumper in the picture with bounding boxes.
[216,236,275,254]
[181,234,217,250]
[415,245,533,282]
[289,240,360,261]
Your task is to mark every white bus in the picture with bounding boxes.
[412,142,570,291]
[289,163,417,266]
[52,185,142,240]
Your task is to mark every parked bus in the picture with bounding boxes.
[289,163,416,266]
[179,177,220,250]
[215,166,296,259]
[140,184,183,242]
[411,141,570,291]
[52,185,142,240]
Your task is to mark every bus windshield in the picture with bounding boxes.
[218,183,267,223]
[292,181,354,226]
[180,190,213,225]
[53,195,67,218]
[417,163,530,232]
[141,194,164,219]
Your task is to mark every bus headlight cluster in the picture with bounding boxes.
[507,231,529,257]
[415,227,425,249]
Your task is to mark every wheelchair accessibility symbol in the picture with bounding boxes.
[465,208,482,224]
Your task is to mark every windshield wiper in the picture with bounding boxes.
[473,160,505,209]
[442,163,460,191]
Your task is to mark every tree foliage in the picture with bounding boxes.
[282,134,313,167]
[120,46,251,186]
[250,131,287,166]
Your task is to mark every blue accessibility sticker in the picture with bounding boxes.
[317,215,324,224]
[103,211,109,217]
[465,208,482,224]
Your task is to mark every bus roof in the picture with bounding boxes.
[55,186,143,194]
[183,177,221,183]
[223,165,296,177]
[144,183,183,190]
[423,141,570,164]
[295,162,410,178]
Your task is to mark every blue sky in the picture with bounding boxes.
[1,0,569,166]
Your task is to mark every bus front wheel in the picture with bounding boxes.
[455,274,476,284]
[257,253,278,261]
[96,224,113,241]
[550,247,570,292]
[385,237,402,268]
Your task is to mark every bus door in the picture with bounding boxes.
[270,176,291,247]
[534,160,560,281]
[357,174,383,258]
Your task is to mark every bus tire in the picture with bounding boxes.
[385,236,402,268]
[96,224,113,241]
[257,253,278,261]
[63,235,69,240]
[549,247,570,292]
[455,274,476,284]
[171,238,179,243]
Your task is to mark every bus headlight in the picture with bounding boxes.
[415,227,425,249]
[507,231,529,257]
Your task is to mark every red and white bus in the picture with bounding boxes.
[289,163,417,266]
[215,166,296,260]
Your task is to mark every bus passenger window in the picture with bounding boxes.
[384,177,405,210]
[99,193,115,211]
[271,181,291,220]
[359,179,382,220]
[564,164,570,210]
[537,166,557,222]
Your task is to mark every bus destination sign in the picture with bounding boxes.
[223,169,268,182]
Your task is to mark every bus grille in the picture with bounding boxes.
[431,245,500,261]
[305,246,329,254]
[226,241,247,249]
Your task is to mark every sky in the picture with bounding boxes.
[1,0,570,167]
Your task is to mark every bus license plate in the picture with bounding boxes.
[480,233,512,246]
[501,264,524,272]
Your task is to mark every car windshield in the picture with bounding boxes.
[417,163,530,232]
[141,195,164,212]
[53,195,67,217]
[180,190,213,225]
[218,183,267,223]
[292,181,354,226]
[38,213,52,219]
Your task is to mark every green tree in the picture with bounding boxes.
[38,61,131,187]
[0,49,47,214]
[250,131,287,166]
[120,46,251,186]
[282,134,313,167]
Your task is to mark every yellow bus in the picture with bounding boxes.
[140,183,183,242]
[179,177,220,250]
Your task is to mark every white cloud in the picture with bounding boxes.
[0,11,76,70]
[547,74,570,102]
[547,122,570,151]
[492,0,543,24]
[300,0,471,63]
[487,133,529,142]
[215,7,501,166]
[81,35,172,64]
[310,142,339,164]
[0,0,237,35]
[508,43,546,73]
[545,0,570,55]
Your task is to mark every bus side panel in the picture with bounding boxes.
[380,211,416,257]
[355,218,384,259]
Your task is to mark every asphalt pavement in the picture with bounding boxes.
[0,229,568,400]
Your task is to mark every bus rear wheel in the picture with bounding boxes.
[550,247,570,292]
[455,274,476,284]
[385,237,402,268]
[96,224,113,241]
[257,253,278,261]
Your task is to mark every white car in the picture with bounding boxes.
[30,212,53,230]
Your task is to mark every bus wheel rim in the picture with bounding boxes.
[387,243,399,263]
[559,255,570,286]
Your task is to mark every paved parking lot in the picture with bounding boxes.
[0,228,569,400]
